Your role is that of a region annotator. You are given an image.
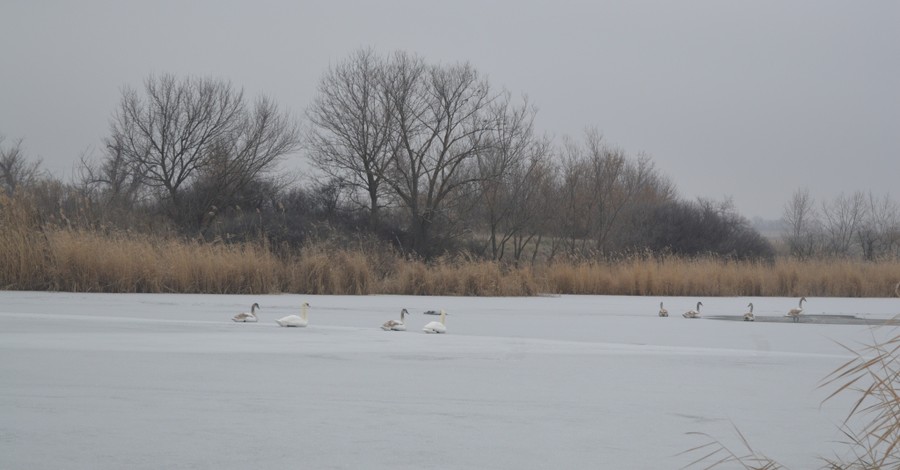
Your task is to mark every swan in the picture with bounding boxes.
[423,309,447,334]
[743,302,755,322]
[658,302,669,317]
[382,308,408,331]
[232,303,260,322]
[276,302,310,327]
[683,302,702,319]
[786,297,806,323]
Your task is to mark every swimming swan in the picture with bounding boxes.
[743,302,755,322]
[232,303,260,322]
[786,297,806,323]
[683,302,702,319]
[423,310,447,334]
[382,308,408,331]
[277,302,310,327]
[658,302,669,317]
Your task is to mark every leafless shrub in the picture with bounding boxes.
[0,136,44,197]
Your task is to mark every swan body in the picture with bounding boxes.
[658,302,669,317]
[277,302,310,327]
[786,297,806,323]
[382,308,408,331]
[423,310,447,334]
[232,303,260,322]
[743,302,755,322]
[683,302,702,319]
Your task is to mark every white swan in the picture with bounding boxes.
[743,302,755,322]
[786,297,806,323]
[276,302,310,327]
[658,302,669,317]
[683,302,702,319]
[423,309,447,334]
[382,308,408,331]
[232,303,260,322]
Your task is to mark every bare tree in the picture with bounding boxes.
[190,96,301,227]
[821,191,867,257]
[782,188,821,260]
[612,152,677,246]
[382,52,499,255]
[506,144,556,265]
[307,48,394,227]
[107,74,299,228]
[584,133,674,253]
[78,139,146,209]
[556,137,597,256]
[533,162,567,263]
[108,74,244,219]
[584,131,626,252]
[857,192,900,261]
[470,96,542,260]
[0,136,43,196]
[550,131,675,258]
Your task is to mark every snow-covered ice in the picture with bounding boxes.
[2,291,899,469]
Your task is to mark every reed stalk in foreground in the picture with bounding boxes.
[680,425,783,470]
[683,329,900,470]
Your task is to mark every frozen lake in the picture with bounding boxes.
[2,291,899,469]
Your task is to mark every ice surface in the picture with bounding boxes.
[2,292,899,469]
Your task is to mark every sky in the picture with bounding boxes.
[1,0,897,220]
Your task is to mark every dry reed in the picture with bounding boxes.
[684,328,900,469]
[680,425,784,470]
[541,257,900,298]
[45,230,281,294]
[0,194,51,290]
[1,196,899,296]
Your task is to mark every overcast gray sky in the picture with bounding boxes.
[2,0,897,219]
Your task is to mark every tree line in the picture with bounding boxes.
[783,188,900,261]
[1,48,811,263]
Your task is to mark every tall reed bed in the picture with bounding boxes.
[0,194,51,290]
[47,230,281,294]
[383,255,538,296]
[282,244,374,295]
[2,196,899,296]
[542,257,900,297]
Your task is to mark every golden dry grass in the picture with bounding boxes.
[541,257,900,298]
[45,230,281,294]
[2,195,899,296]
